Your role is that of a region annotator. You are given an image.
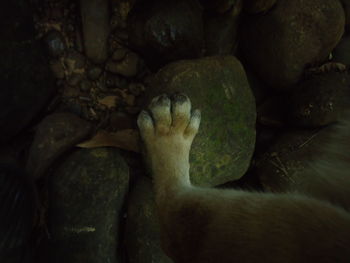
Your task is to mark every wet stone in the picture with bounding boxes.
[44,30,67,58]
[50,147,129,263]
[26,113,93,179]
[50,60,65,79]
[80,79,92,92]
[125,176,173,263]
[146,56,256,186]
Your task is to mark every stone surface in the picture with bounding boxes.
[203,0,242,55]
[44,30,67,58]
[0,2,55,144]
[50,148,129,263]
[145,56,256,186]
[287,72,350,127]
[340,0,350,31]
[199,0,237,13]
[127,0,204,68]
[80,0,110,63]
[106,51,140,77]
[125,176,173,263]
[256,126,333,192]
[243,0,276,14]
[240,0,345,90]
[26,113,93,179]
[333,36,350,65]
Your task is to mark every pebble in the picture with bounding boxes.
[50,60,65,79]
[105,51,139,77]
[87,66,103,80]
[80,79,92,92]
[44,30,67,58]
[111,48,128,61]
[128,82,144,96]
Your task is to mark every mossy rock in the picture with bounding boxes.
[49,148,129,263]
[146,56,256,186]
[125,176,173,263]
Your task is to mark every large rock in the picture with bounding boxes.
[80,0,110,64]
[127,0,203,69]
[26,113,93,179]
[203,0,242,56]
[287,72,350,127]
[240,0,345,90]
[49,148,129,263]
[0,2,55,144]
[340,0,350,31]
[256,127,331,192]
[145,56,256,186]
[125,176,173,263]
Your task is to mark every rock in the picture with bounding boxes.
[243,0,277,14]
[127,0,204,68]
[110,111,135,130]
[112,48,128,61]
[125,176,173,263]
[87,66,103,80]
[44,30,67,58]
[26,113,93,179]
[340,0,350,31]
[64,51,86,86]
[50,59,65,79]
[50,148,129,263]
[106,51,140,77]
[203,0,242,56]
[240,0,345,90]
[80,0,110,63]
[199,0,236,13]
[80,79,92,92]
[0,1,56,143]
[332,36,350,65]
[145,56,256,186]
[128,82,145,96]
[256,126,333,192]
[287,72,350,127]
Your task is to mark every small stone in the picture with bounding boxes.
[125,94,135,106]
[64,51,86,74]
[109,111,134,130]
[67,73,84,86]
[87,66,103,80]
[62,85,81,97]
[44,30,67,58]
[50,60,65,79]
[112,48,128,61]
[80,79,92,92]
[128,82,144,96]
[106,51,139,77]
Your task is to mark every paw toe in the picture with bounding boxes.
[149,94,172,134]
[171,93,191,131]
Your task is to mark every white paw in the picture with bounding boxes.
[137,93,201,154]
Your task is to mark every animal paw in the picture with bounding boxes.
[137,93,201,157]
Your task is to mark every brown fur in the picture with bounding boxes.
[137,93,350,263]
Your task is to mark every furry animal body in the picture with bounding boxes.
[137,93,350,263]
